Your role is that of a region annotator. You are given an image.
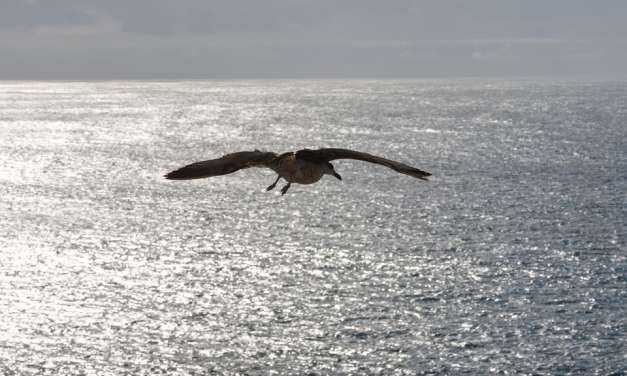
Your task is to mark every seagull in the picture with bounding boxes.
[164,148,431,195]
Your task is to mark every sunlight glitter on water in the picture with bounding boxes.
[0,80,625,375]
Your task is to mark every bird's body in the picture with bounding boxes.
[270,153,326,184]
[165,148,430,195]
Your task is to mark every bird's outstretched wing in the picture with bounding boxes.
[165,151,277,180]
[296,148,431,180]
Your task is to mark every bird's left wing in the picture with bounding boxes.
[296,148,431,180]
[164,151,277,180]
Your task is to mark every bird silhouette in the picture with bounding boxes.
[165,148,431,195]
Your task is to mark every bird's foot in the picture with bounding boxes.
[280,183,291,195]
[267,175,281,192]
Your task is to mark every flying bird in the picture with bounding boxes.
[164,148,431,195]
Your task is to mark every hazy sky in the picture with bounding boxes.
[1,0,626,79]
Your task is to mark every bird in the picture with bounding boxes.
[164,148,431,195]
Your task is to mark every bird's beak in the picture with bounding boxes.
[333,172,342,180]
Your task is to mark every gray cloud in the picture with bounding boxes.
[1,0,625,78]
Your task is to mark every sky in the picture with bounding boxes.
[1,0,626,79]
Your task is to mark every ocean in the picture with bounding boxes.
[0,79,624,375]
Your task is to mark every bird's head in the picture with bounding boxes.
[325,162,342,180]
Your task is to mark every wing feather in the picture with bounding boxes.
[296,148,431,180]
[164,151,277,180]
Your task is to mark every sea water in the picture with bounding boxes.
[0,79,624,374]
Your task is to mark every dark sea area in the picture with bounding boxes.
[0,79,625,375]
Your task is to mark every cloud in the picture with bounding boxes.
[0,0,626,78]
[0,0,94,31]
[3,0,625,38]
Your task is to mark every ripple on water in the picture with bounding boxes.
[0,80,625,374]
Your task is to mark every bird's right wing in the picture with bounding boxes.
[296,148,431,180]
[164,151,277,180]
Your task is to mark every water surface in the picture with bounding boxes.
[0,79,624,374]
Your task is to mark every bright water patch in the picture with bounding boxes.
[0,80,625,374]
